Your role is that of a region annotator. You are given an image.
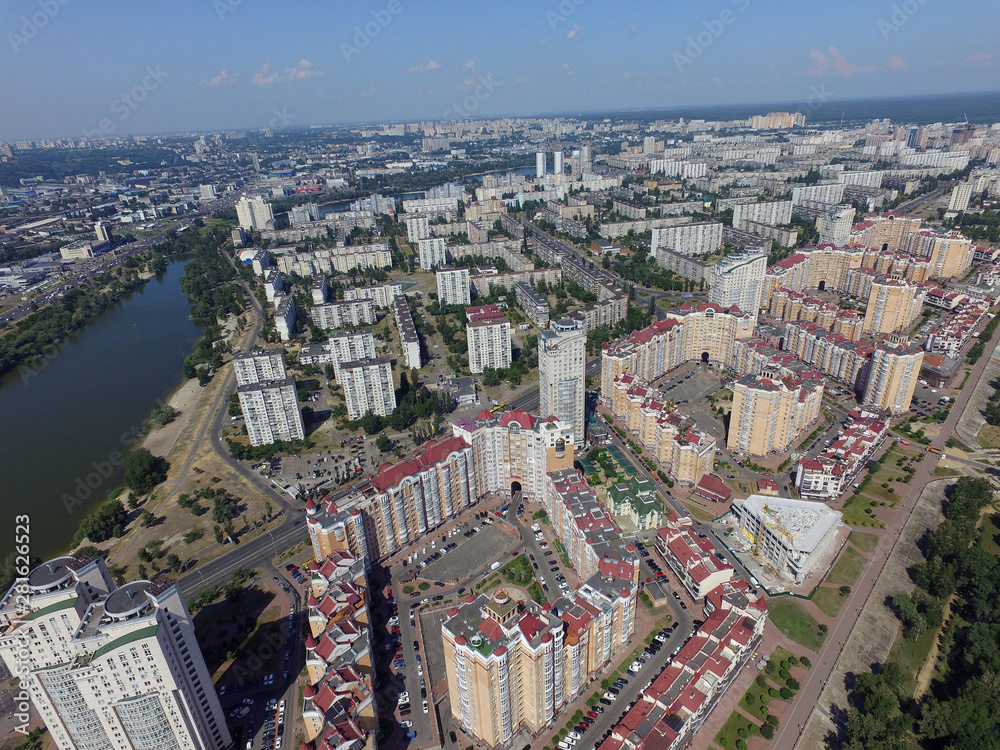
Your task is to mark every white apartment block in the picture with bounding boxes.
[233,349,287,386]
[467,318,512,373]
[539,319,587,441]
[791,182,845,206]
[652,221,723,259]
[401,196,459,214]
[0,556,232,750]
[340,358,397,420]
[235,195,274,231]
[327,329,377,379]
[406,216,431,242]
[311,299,377,330]
[343,281,402,308]
[393,296,422,370]
[263,269,283,302]
[311,278,328,305]
[418,236,448,270]
[948,181,973,212]
[732,200,793,228]
[238,378,305,446]
[436,268,472,306]
[709,251,767,316]
[274,295,296,341]
[816,205,856,246]
[837,170,884,188]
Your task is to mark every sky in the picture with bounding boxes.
[2,0,999,140]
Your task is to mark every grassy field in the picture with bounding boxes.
[978,509,1000,557]
[826,547,867,587]
[849,531,880,553]
[931,466,961,477]
[768,598,827,652]
[812,586,848,618]
[680,499,720,523]
[885,622,939,696]
[714,711,760,749]
[739,678,774,721]
[840,494,887,529]
[977,423,1000,449]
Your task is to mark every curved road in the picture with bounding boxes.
[775,311,1000,750]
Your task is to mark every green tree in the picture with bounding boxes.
[166,553,182,573]
[376,434,392,452]
[123,448,169,496]
[139,509,155,528]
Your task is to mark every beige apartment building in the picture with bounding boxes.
[727,372,824,456]
[862,337,924,414]
[861,276,925,335]
[905,230,974,279]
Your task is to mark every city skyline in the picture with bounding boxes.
[4,0,1000,140]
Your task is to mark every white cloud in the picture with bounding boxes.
[251,60,324,86]
[567,23,580,39]
[515,77,526,84]
[967,51,994,65]
[558,62,574,75]
[201,69,238,87]
[360,86,377,97]
[622,72,632,79]
[408,59,442,74]
[463,59,476,70]
[623,24,636,35]
[886,55,908,70]
[807,46,875,76]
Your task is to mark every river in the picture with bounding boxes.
[0,258,203,561]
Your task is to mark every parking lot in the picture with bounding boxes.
[416,522,517,584]
[653,362,723,406]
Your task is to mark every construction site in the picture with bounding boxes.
[719,495,847,594]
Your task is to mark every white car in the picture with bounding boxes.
[422,700,429,713]
[568,731,581,741]
[278,699,285,712]
[401,720,413,728]
[398,692,409,704]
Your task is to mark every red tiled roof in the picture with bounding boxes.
[373,437,470,491]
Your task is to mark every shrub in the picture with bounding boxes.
[779,669,791,680]
[418,582,430,591]
[736,741,747,750]
[737,728,748,739]
[769,687,779,698]
[760,723,775,740]
[761,706,768,715]
[780,660,790,670]
[788,655,798,665]
[766,714,779,727]
[755,675,768,689]
[786,677,800,690]
[799,656,810,668]
[780,686,793,700]
[403,586,414,594]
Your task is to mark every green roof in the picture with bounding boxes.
[92,624,159,660]
[24,597,78,621]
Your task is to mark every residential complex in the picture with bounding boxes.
[731,199,793,228]
[538,318,587,441]
[727,372,824,457]
[302,551,375,748]
[515,282,551,327]
[298,329,376,375]
[339,358,396,420]
[436,267,472,306]
[233,348,287,386]
[651,221,723,259]
[860,275,925,335]
[311,299,378,330]
[904,228,974,279]
[467,314,512,374]
[238,378,305,446]
[606,373,717,485]
[235,194,274,231]
[607,476,664,530]
[657,512,735,599]
[862,337,924,414]
[0,556,231,750]
[796,411,889,499]
[708,251,767,318]
[417,236,448,269]
[393,296,422,370]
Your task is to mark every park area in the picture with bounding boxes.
[767,598,827,652]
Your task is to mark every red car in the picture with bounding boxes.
[587,711,598,719]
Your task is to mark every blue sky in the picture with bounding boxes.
[3,0,999,140]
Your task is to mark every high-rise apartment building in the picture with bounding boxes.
[310,299,377,330]
[94,220,113,245]
[467,317,511,373]
[443,580,636,748]
[848,212,922,252]
[417,236,448,270]
[339,358,396,420]
[815,205,856,246]
[536,151,546,178]
[235,195,274,231]
[727,372,824,456]
[652,221,723,259]
[947,181,971,212]
[233,348,287,386]
[326,329,377,379]
[436,268,472,306]
[861,276,925,335]
[709,251,767,317]
[238,378,305,446]
[0,556,232,750]
[274,295,296,341]
[393,296,422,370]
[539,318,587,441]
[731,200,793,228]
[553,150,564,175]
[862,338,923,414]
[905,229,974,279]
[405,216,431,242]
